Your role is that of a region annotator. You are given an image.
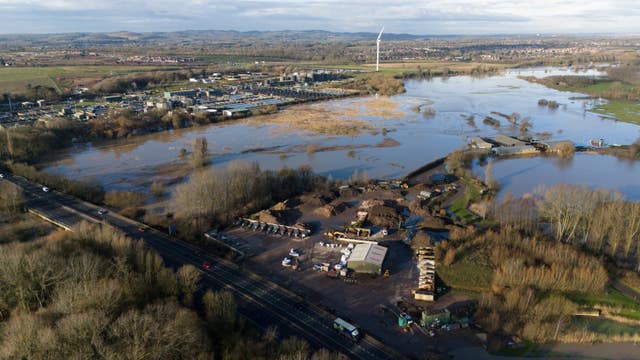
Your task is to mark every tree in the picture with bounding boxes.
[0,180,24,217]
[190,137,209,168]
[177,265,201,306]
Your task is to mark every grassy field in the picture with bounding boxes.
[522,77,640,125]
[591,100,640,125]
[620,272,640,294]
[321,60,512,75]
[448,179,482,222]
[567,286,640,320]
[437,256,493,292]
[0,65,179,94]
[570,317,640,337]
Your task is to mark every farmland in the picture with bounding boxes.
[0,65,179,94]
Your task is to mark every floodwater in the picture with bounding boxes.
[473,153,640,201]
[40,67,640,195]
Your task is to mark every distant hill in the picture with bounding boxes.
[0,29,430,50]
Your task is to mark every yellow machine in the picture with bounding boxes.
[344,227,371,238]
[324,231,347,239]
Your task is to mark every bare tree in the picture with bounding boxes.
[190,137,209,168]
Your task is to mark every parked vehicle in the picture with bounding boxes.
[289,248,300,257]
[202,261,211,269]
[42,186,50,192]
[400,312,414,325]
[333,318,361,341]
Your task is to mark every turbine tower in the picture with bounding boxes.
[376,27,384,72]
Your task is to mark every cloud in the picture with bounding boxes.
[0,0,638,34]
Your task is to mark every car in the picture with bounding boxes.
[0,173,4,178]
[202,261,211,269]
[400,312,414,325]
[98,209,108,215]
[289,248,300,257]
[42,187,50,192]
[137,226,146,233]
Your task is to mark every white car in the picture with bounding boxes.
[42,187,50,192]
[289,248,300,257]
[0,173,4,178]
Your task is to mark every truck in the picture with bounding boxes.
[333,318,361,341]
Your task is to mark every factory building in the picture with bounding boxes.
[347,243,388,275]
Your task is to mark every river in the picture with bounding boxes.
[40,66,640,198]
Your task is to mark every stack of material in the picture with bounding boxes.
[314,202,348,218]
[368,204,402,228]
[256,210,279,224]
[360,199,384,210]
[414,247,436,301]
[301,192,334,207]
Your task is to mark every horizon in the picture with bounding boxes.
[1,28,639,38]
[0,0,638,35]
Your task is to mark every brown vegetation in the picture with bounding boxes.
[0,221,345,359]
[173,161,326,232]
[252,105,375,136]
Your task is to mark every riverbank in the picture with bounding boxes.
[520,74,640,125]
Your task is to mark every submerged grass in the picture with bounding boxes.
[252,105,375,136]
[591,101,640,125]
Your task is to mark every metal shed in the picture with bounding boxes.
[347,243,388,275]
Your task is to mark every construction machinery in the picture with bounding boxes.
[345,226,371,238]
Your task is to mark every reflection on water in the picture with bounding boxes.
[473,154,640,201]
[40,67,640,193]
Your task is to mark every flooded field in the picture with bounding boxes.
[40,67,640,195]
[473,153,640,200]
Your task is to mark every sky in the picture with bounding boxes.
[0,0,638,35]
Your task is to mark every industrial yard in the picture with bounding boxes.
[201,165,486,355]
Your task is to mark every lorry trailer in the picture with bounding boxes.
[333,317,361,341]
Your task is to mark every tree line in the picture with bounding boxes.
[173,161,327,234]
[439,184,640,343]
[0,221,347,359]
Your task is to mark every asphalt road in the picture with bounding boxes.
[4,174,404,360]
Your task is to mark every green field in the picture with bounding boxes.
[0,65,179,94]
[591,100,640,125]
[567,286,640,320]
[437,257,493,292]
[571,317,640,337]
[448,179,482,222]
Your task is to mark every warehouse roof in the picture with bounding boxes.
[491,134,527,147]
[348,243,387,266]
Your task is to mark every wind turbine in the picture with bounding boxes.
[376,27,384,72]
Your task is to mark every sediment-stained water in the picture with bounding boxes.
[40,67,640,197]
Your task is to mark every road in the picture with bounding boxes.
[4,174,404,360]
